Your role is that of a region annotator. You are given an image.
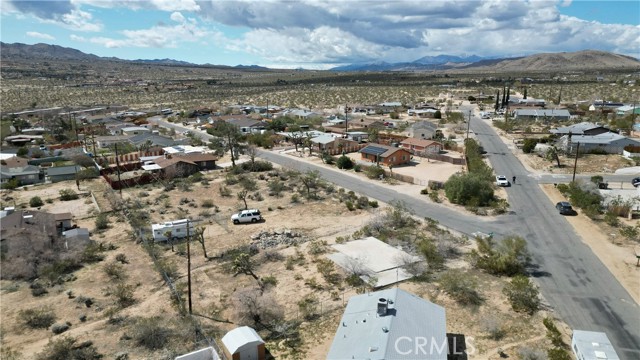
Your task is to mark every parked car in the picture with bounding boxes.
[632,177,640,187]
[555,202,574,215]
[495,175,510,187]
[39,144,47,151]
[231,209,262,224]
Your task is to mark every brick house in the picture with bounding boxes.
[359,144,412,167]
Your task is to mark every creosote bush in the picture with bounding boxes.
[20,307,56,329]
[438,270,482,306]
[30,196,44,207]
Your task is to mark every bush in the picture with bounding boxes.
[30,282,48,297]
[470,236,529,276]
[503,275,540,314]
[30,196,44,207]
[438,270,482,306]
[420,188,429,195]
[104,262,126,280]
[240,160,273,172]
[604,211,620,227]
[110,283,135,308]
[59,189,79,201]
[95,213,109,230]
[429,190,441,203]
[336,155,354,169]
[481,317,506,340]
[517,346,546,360]
[444,172,494,207]
[619,225,639,240]
[262,275,278,287]
[20,307,56,329]
[51,323,70,334]
[37,336,103,360]
[201,199,215,208]
[368,200,379,208]
[345,201,355,211]
[522,138,538,153]
[364,165,385,179]
[131,317,173,350]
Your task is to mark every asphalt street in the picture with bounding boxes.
[154,115,640,359]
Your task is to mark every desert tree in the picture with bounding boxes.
[300,170,321,199]
[232,253,261,288]
[232,287,284,330]
[207,121,244,167]
[193,226,209,259]
[237,190,249,210]
[545,146,562,167]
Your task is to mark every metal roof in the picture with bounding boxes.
[327,288,447,360]
[514,109,570,117]
[572,330,620,360]
[46,165,82,176]
[221,326,264,355]
[549,122,604,135]
[563,132,640,145]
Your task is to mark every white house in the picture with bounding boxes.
[151,219,195,241]
[571,330,620,360]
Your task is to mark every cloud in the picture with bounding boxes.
[26,31,55,40]
[85,16,213,48]
[5,0,102,31]
[72,0,200,12]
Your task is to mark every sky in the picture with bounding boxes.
[1,0,639,69]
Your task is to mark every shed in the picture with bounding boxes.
[221,326,266,360]
[46,165,82,182]
[571,330,620,360]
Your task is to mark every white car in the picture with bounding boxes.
[495,175,510,187]
[231,209,262,224]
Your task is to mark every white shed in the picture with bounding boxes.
[221,326,265,360]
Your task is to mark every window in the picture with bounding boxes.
[402,155,406,160]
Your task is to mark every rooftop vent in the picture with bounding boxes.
[377,298,388,316]
[382,327,389,333]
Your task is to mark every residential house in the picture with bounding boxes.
[516,98,546,107]
[400,138,443,154]
[513,109,571,121]
[559,132,640,154]
[549,122,611,136]
[409,121,439,139]
[152,155,200,178]
[226,118,268,134]
[151,219,196,242]
[181,153,218,170]
[359,143,412,167]
[326,288,447,360]
[0,156,42,185]
[309,135,359,153]
[346,131,368,143]
[95,135,133,148]
[281,108,322,120]
[408,108,439,118]
[571,331,620,360]
[45,165,83,183]
[3,134,44,146]
[129,133,182,149]
[163,145,208,155]
[221,326,266,360]
[616,105,640,116]
[589,101,624,112]
[120,126,151,136]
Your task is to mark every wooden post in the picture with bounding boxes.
[572,142,580,182]
[187,219,193,315]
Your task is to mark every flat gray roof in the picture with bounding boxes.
[572,330,620,360]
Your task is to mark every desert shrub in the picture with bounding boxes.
[619,225,639,240]
[1,178,20,189]
[317,258,341,285]
[481,316,506,340]
[131,317,173,350]
[503,275,540,315]
[543,318,566,348]
[368,200,379,208]
[297,294,320,320]
[517,346,547,360]
[322,152,335,164]
[110,283,135,308]
[30,196,44,207]
[547,348,571,360]
[95,213,109,230]
[37,336,103,360]
[201,199,215,208]
[290,194,300,203]
[240,160,273,172]
[420,188,429,195]
[30,282,48,297]
[20,307,56,329]
[104,262,126,281]
[564,181,602,212]
[604,211,620,227]
[59,189,79,201]
[444,172,494,206]
[39,258,81,283]
[418,237,445,270]
[590,175,604,184]
[115,254,128,264]
[336,155,354,169]
[470,236,529,276]
[224,175,239,185]
[356,196,369,209]
[364,165,385,179]
[345,200,355,211]
[307,240,328,255]
[262,275,278,288]
[239,176,258,191]
[51,323,70,334]
[429,190,441,203]
[522,138,538,153]
[80,242,106,264]
[438,270,482,306]
[219,186,232,197]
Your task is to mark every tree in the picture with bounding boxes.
[503,275,540,314]
[367,128,380,143]
[237,190,249,210]
[336,155,354,169]
[501,87,506,107]
[207,121,245,167]
[193,226,208,259]
[494,90,500,111]
[523,87,528,99]
[439,270,483,306]
[444,172,494,207]
[246,145,258,170]
[287,124,305,152]
[232,253,262,288]
[434,110,442,119]
[471,235,530,276]
[545,146,562,167]
[300,170,321,199]
[16,147,28,157]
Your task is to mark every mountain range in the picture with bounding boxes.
[1,42,639,72]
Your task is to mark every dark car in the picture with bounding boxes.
[555,202,574,215]
[632,177,640,188]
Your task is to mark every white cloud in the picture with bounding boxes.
[26,31,55,41]
[57,9,103,31]
[72,0,199,12]
[85,17,213,48]
[170,12,185,23]
[70,34,87,42]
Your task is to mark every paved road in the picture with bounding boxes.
[155,116,640,358]
[469,110,639,359]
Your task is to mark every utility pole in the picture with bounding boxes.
[186,219,193,315]
[344,103,348,138]
[572,142,580,182]
[114,144,123,197]
[466,110,471,140]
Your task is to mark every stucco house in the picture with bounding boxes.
[409,121,439,139]
[359,144,412,167]
[0,156,42,185]
[559,133,640,154]
[400,138,443,154]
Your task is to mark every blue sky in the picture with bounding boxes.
[1,0,638,69]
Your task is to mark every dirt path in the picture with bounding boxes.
[540,184,640,304]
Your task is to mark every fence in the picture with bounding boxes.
[102,149,164,165]
[424,153,466,165]
[325,143,367,156]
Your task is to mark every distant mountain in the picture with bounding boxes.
[412,54,485,65]
[466,50,640,71]
[133,58,196,66]
[0,42,104,61]
[234,64,269,70]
